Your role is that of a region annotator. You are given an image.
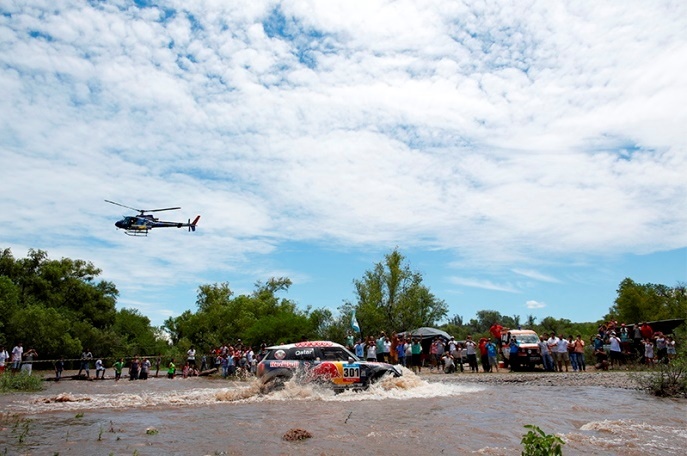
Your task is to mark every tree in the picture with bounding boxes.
[347,249,448,335]
[606,278,687,324]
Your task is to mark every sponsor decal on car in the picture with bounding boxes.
[294,341,335,348]
[268,361,300,368]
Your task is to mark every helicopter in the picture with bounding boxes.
[105,200,200,236]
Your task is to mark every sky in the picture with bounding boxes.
[1,0,686,328]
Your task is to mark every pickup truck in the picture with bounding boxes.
[500,329,542,370]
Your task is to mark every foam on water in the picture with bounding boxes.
[14,369,483,412]
[573,419,687,453]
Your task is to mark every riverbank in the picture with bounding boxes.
[420,369,647,390]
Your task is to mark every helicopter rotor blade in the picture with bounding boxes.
[146,206,181,213]
[105,200,180,214]
[105,200,141,212]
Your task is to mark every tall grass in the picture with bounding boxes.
[0,372,44,393]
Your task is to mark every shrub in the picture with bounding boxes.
[521,424,565,456]
[0,372,44,393]
[634,357,687,398]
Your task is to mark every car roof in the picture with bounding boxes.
[266,341,345,350]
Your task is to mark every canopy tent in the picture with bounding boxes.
[628,319,685,335]
[397,327,453,341]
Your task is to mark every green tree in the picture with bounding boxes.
[347,249,448,335]
[606,278,687,324]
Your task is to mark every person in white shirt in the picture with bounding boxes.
[11,343,23,373]
[555,334,570,372]
[187,347,196,368]
[608,332,623,369]
[0,346,9,374]
[547,335,559,372]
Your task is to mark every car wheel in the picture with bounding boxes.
[261,375,287,394]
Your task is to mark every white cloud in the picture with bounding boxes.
[448,277,520,294]
[525,300,546,309]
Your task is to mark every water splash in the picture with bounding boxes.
[13,369,483,412]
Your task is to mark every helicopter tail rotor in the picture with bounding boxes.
[189,215,200,232]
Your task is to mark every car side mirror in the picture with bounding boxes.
[348,357,355,364]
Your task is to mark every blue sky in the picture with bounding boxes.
[1,0,685,327]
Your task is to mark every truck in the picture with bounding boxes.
[500,329,542,370]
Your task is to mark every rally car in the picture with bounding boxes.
[256,341,402,393]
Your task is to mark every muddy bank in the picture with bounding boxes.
[420,369,648,390]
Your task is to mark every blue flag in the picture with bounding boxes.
[351,311,360,333]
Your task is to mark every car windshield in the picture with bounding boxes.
[515,334,539,344]
[321,346,359,362]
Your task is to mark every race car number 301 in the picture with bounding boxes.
[342,365,360,379]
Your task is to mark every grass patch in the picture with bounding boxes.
[0,372,44,393]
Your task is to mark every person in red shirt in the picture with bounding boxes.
[478,337,490,372]
[489,322,504,341]
[640,322,653,340]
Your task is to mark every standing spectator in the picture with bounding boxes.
[486,338,499,372]
[655,333,667,363]
[383,336,392,364]
[187,346,196,369]
[167,358,176,379]
[396,337,406,367]
[113,358,124,381]
[643,338,655,367]
[220,355,229,378]
[21,348,38,375]
[0,346,9,374]
[390,333,399,364]
[538,334,554,372]
[508,337,520,371]
[354,339,364,358]
[666,336,677,361]
[546,334,560,371]
[608,331,623,369]
[556,334,570,372]
[346,330,355,350]
[429,338,439,371]
[453,342,465,373]
[55,357,64,381]
[411,338,423,373]
[140,358,151,380]
[129,357,140,380]
[465,336,478,372]
[632,323,643,355]
[366,338,377,362]
[78,348,92,378]
[567,336,578,372]
[376,332,386,362]
[155,354,162,377]
[573,335,586,372]
[479,337,490,372]
[11,342,23,373]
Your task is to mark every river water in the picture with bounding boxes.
[1,369,685,455]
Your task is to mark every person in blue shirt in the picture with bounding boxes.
[509,337,520,371]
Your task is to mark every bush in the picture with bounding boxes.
[0,372,44,393]
[521,424,565,456]
[634,357,687,398]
